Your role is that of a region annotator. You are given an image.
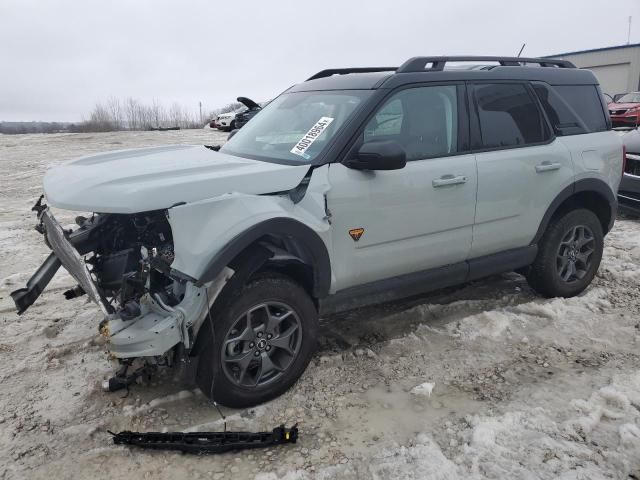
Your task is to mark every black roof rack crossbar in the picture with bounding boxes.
[396,56,576,73]
[307,67,397,81]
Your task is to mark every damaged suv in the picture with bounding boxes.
[12,56,622,407]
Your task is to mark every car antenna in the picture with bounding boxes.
[517,43,526,58]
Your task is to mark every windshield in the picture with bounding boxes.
[220,90,371,164]
[617,92,640,103]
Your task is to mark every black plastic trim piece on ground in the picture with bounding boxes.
[110,425,298,454]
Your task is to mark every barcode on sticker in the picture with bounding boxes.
[290,117,334,158]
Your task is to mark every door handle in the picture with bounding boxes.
[535,161,562,173]
[432,174,467,187]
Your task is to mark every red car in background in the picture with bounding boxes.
[608,92,640,128]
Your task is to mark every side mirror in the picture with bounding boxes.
[343,141,407,171]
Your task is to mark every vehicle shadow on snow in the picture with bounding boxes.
[317,271,536,353]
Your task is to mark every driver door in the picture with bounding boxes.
[327,84,477,291]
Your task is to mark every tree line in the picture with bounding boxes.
[79,97,204,132]
[1,98,247,135]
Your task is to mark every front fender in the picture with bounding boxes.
[167,192,332,297]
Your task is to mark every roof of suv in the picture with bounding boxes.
[289,56,600,93]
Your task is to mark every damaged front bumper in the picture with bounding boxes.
[10,205,176,358]
[11,201,231,359]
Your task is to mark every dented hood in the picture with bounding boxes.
[43,145,309,213]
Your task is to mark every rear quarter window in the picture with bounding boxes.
[532,83,588,136]
[551,85,609,133]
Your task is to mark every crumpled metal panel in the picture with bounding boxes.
[42,209,109,315]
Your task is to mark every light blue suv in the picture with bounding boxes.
[12,56,623,407]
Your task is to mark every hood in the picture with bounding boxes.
[237,96,261,110]
[609,102,640,110]
[43,145,309,213]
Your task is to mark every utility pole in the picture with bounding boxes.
[199,101,203,123]
[628,16,632,45]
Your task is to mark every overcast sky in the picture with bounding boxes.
[1,0,639,122]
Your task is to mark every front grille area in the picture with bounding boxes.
[610,109,628,115]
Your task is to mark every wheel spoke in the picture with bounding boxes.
[224,350,253,384]
[561,227,576,246]
[270,324,299,356]
[576,251,592,266]
[224,314,254,346]
[576,236,593,249]
[254,352,282,386]
[562,262,576,281]
[266,309,293,333]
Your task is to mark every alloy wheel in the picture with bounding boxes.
[221,302,302,388]
[556,225,595,283]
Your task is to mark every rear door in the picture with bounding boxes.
[469,82,574,258]
[327,84,477,291]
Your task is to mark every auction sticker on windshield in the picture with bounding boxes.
[290,117,334,159]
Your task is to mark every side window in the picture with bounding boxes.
[364,98,403,139]
[472,83,551,149]
[553,85,608,133]
[364,85,459,161]
[532,83,588,136]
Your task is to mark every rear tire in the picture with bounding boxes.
[526,209,603,298]
[196,274,318,408]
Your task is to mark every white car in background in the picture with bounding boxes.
[214,108,244,131]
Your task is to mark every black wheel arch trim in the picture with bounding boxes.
[532,178,617,245]
[195,217,331,298]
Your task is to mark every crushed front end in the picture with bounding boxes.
[11,197,213,361]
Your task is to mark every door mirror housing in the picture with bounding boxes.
[344,141,407,171]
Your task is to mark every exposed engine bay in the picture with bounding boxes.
[11,197,227,365]
[21,200,180,319]
[77,209,179,319]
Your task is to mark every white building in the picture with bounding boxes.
[547,43,640,97]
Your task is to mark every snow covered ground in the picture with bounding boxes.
[1,130,639,479]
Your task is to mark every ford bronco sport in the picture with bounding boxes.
[11,56,623,407]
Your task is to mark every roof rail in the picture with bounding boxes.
[306,67,397,81]
[396,56,576,73]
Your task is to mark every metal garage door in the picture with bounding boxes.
[585,63,630,96]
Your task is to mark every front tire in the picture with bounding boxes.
[526,209,603,298]
[196,274,318,408]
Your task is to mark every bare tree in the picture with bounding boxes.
[125,97,140,130]
[106,97,123,130]
[77,97,206,132]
